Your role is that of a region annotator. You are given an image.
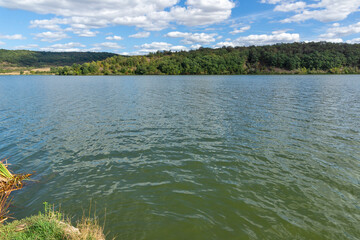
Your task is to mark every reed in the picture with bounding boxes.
[0,159,32,223]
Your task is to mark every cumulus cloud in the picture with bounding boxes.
[1,0,235,32]
[67,28,97,37]
[31,17,108,31]
[129,32,150,38]
[105,35,123,41]
[263,0,360,23]
[93,42,123,50]
[230,26,251,35]
[34,31,69,42]
[323,38,343,43]
[170,0,235,26]
[135,41,188,54]
[40,42,86,52]
[274,1,306,12]
[14,44,39,50]
[0,41,4,45]
[215,31,300,47]
[165,31,218,45]
[261,0,282,3]
[346,38,360,44]
[190,44,202,49]
[319,22,360,38]
[30,18,101,37]
[0,34,25,40]
[30,18,67,31]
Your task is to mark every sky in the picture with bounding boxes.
[0,0,360,55]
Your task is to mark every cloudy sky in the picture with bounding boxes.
[0,0,360,54]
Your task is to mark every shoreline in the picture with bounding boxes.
[1,72,360,76]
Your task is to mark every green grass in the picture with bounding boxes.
[0,215,66,240]
[0,203,106,240]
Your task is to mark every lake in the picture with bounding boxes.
[0,75,359,239]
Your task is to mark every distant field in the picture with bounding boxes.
[0,67,51,75]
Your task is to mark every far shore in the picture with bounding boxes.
[0,67,51,75]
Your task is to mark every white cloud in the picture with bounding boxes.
[324,38,343,43]
[274,1,306,12]
[31,17,108,33]
[230,26,250,35]
[346,38,360,44]
[263,0,360,23]
[0,41,4,45]
[34,31,69,42]
[93,42,123,49]
[165,31,218,44]
[14,44,39,50]
[190,44,202,49]
[319,22,360,38]
[215,31,300,47]
[261,0,282,3]
[214,41,235,47]
[68,28,98,37]
[0,34,25,40]
[105,35,123,41]
[40,42,86,52]
[1,0,235,32]
[313,38,343,43]
[170,0,235,26]
[30,18,67,31]
[129,32,150,38]
[31,18,101,37]
[136,41,188,53]
[272,29,292,35]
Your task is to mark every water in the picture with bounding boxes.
[0,75,359,239]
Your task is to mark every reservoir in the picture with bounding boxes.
[0,75,359,239]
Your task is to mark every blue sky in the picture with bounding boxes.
[0,0,359,54]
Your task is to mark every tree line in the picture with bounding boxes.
[52,42,360,75]
[0,49,116,67]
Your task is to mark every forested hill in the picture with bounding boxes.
[54,42,360,75]
[0,49,116,67]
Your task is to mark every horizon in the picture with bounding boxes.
[0,0,359,55]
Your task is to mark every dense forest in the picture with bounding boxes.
[53,42,360,75]
[0,49,116,67]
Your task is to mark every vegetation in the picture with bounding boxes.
[0,161,106,239]
[0,159,31,223]
[0,49,116,68]
[0,202,106,240]
[52,42,360,75]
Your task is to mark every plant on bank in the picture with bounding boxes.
[0,160,107,239]
[0,159,32,223]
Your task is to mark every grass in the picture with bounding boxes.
[0,202,106,240]
[0,160,107,239]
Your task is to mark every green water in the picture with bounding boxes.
[0,75,359,239]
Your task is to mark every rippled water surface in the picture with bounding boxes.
[0,75,359,239]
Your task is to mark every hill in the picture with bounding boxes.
[53,42,360,75]
[0,49,116,68]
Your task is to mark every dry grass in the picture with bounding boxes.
[69,216,106,240]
